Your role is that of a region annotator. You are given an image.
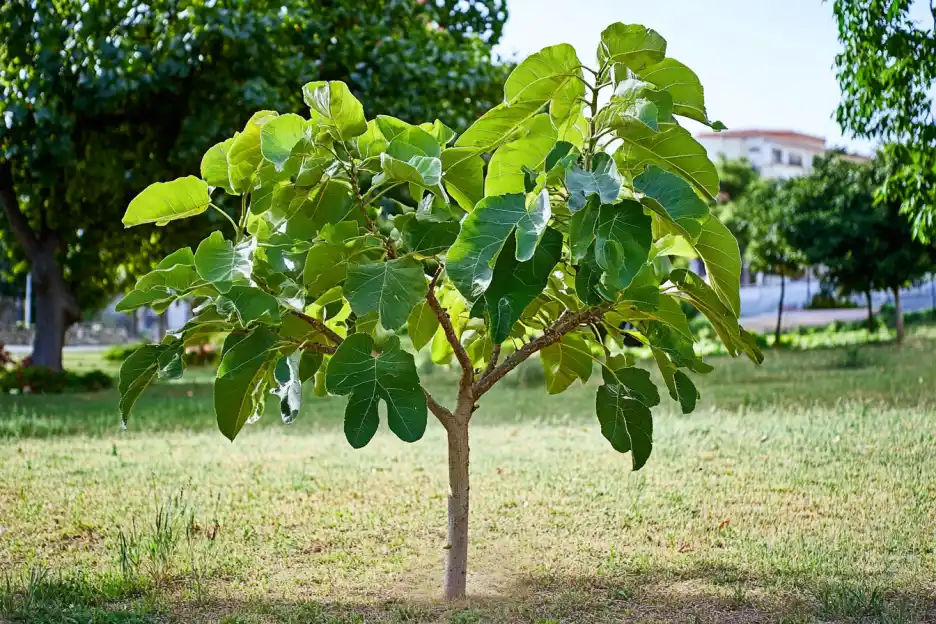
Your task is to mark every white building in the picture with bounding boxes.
[695,129,829,180]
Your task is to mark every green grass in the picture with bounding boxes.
[1,329,935,622]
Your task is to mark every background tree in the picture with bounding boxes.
[786,154,936,343]
[115,24,761,599]
[833,0,936,241]
[0,0,509,369]
[713,157,760,270]
[735,178,805,345]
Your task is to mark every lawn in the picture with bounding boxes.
[1,330,935,623]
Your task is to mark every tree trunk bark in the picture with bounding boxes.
[444,409,471,600]
[29,244,80,370]
[774,273,785,348]
[893,286,904,344]
[865,288,874,335]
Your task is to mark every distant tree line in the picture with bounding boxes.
[715,153,936,346]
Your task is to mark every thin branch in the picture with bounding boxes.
[426,265,474,380]
[287,309,344,346]
[480,344,501,381]
[474,306,608,397]
[0,161,40,260]
[425,389,455,430]
[362,181,402,206]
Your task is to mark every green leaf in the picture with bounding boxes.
[115,287,175,313]
[394,213,460,256]
[357,120,389,159]
[325,334,427,447]
[447,194,528,301]
[123,176,211,227]
[201,137,236,194]
[673,370,698,414]
[646,321,713,374]
[284,180,357,240]
[218,285,281,325]
[504,43,584,124]
[135,247,200,293]
[570,195,601,262]
[303,228,383,298]
[228,111,278,193]
[638,58,720,128]
[407,300,440,351]
[603,365,660,408]
[118,344,170,424]
[595,383,653,470]
[156,343,185,381]
[595,200,652,291]
[194,231,253,293]
[575,244,606,305]
[441,147,485,212]
[215,328,280,441]
[299,351,323,382]
[694,215,742,317]
[540,332,593,394]
[598,23,667,72]
[260,113,309,171]
[375,115,412,141]
[566,153,622,212]
[272,351,302,424]
[387,126,442,160]
[485,114,558,196]
[420,120,456,145]
[375,154,445,198]
[613,122,719,201]
[455,100,545,150]
[635,166,709,240]
[515,190,551,262]
[471,227,563,343]
[302,81,367,140]
[668,269,752,360]
[344,257,427,331]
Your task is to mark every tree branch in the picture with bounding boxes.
[480,343,501,380]
[287,309,345,346]
[424,389,455,430]
[426,265,474,381]
[0,161,40,261]
[474,306,608,397]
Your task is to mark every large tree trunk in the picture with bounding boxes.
[0,163,80,370]
[29,243,80,370]
[444,402,471,600]
[865,288,874,335]
[893,286,904,344]
[774,273,785,348]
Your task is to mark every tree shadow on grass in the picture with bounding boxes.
[4,561,933,624]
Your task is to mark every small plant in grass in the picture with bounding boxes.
[116,23,762,598]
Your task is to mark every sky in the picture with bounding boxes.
[494,0,879,154]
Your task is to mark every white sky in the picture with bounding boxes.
[494,0,929,156]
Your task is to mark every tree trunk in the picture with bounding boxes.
[865,288,874,335]
[774,273,785,348]
[893,286,904,344]
[157,311,169,342]
[444,408,471,600]
[29,244,80,370]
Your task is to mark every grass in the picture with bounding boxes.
[1,328,935,622]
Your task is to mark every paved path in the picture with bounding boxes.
[740,307,873,333]
[4,344,110,355]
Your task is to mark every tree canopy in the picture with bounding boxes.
[833,0,936,241]
[785,154,936,341]
[0,0,510,368]
[112,22,760,598]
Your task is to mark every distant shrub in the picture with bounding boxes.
[103,342,149,362]
[805,293,858,309]
[0,365,114,394]
[0,343,12,368]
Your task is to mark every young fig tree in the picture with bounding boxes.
[117,22,762,600]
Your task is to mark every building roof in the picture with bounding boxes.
[695,129,826,146]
